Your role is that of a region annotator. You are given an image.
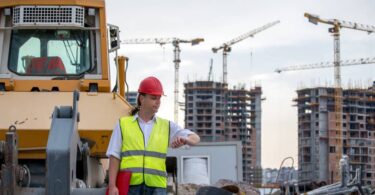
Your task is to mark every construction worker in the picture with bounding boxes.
[106,76,200,195]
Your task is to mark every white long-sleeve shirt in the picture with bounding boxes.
[106,114,194,159]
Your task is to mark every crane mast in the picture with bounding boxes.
[173,40,181,125]
[212,20,280,84]
[122,37,204,124]
[208,58,213,81]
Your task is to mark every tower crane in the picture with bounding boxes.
[122,37,204,124]
[212,20,280,84]
[304,13,375,88]
[275,57,375,73]
[283,13,375,183]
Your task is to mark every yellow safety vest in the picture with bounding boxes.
[119,116,170,188]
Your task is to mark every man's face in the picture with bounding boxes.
[141,94,161,113]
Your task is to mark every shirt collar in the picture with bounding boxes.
[133,113,157,123]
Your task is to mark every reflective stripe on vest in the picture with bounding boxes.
[121,150,167,159]
[119,116,170,188]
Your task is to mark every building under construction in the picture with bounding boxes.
[295,82,375,186]
[184,81,263,184]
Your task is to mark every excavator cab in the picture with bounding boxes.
[0,1,131,194]
[0,3,118,90]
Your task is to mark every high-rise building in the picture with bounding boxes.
[184,81,262,183]
[184,81,227,142]
[296,82,375,186]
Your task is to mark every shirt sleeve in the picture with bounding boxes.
[106,121,122,159]
[169,121,194,145]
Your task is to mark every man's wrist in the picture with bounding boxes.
[185,137,193,145]
[109,183,116,188]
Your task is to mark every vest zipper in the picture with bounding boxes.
[136,119,146,185]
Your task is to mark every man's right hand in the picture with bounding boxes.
[108,156,120,195]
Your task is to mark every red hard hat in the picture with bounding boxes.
[138,76,164,96]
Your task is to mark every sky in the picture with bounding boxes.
[106,0,375,168]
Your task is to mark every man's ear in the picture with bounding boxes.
[139,94,145,103]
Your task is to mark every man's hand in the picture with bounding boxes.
[108,156,120,195]
[171,136,187,148]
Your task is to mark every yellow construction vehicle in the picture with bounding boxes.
[0,0,131,194]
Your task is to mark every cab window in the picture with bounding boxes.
[8,29,91,76]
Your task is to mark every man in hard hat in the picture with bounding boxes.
[107,76,200,195]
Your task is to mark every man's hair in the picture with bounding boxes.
[130,93,145,115]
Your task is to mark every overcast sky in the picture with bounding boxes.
[106,0,375,168]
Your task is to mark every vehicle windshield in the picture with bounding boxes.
[8,29,91,76]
